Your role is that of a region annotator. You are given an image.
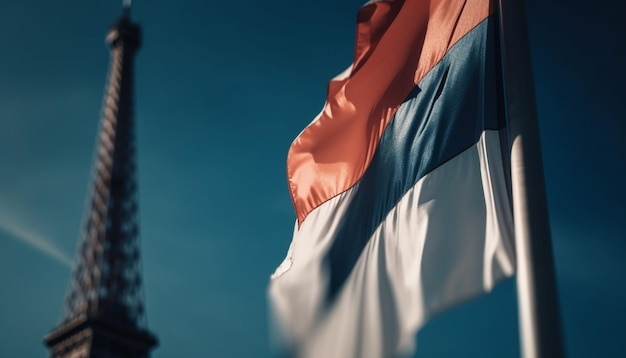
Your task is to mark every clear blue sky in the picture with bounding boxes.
[0,0,624,357]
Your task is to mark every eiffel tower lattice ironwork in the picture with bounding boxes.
[44,3,157,357]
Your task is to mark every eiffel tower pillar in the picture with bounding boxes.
[44,3,157,357]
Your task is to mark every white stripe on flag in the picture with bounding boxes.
[270,130,515,358]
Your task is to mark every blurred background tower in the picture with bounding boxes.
[44,2,158,357]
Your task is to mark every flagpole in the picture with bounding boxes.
[497,0,564,357]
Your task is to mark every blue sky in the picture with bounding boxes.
[0,0,624,357]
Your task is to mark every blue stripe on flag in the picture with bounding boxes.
[324,17,504,305]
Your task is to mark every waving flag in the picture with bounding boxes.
[269,0,516,357]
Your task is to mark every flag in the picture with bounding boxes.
[269,0,516,356]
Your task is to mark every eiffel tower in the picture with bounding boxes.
[44,2,157,357]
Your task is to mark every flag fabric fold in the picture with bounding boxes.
[269,0,516,357]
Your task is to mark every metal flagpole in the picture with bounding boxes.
[497,0,565,357]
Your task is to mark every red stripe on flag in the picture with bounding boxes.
[288,0,496,225]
